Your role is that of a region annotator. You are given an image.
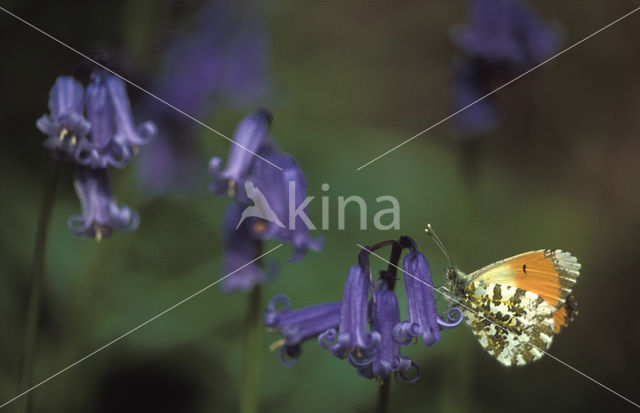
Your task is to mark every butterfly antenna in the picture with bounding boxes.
[425,224,453,267]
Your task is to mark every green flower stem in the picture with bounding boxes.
[240,284,262,413]
[377,379,391,413]
[18,159,60,413]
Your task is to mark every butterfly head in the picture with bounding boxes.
[444,265,468,296]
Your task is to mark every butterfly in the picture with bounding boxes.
[426,226,581,366]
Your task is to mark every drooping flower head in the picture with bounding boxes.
[319,262,381,361]
[75,69,156,168]
[210,110,322,292]
[37,76,90,160]
[37,69,156,240]
[394,239,463,347]
[267,236,462,383]
[68,166,139,240]
[355,289,418,382]
[249,144,323,260]
[452,0,561,135]
[209,110,272,197]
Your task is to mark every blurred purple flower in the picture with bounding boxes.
[454,0,560,66]
[68,166,139,240]
[37,70,155,240]
[137,2,269,192]
[265,294,341,366]
[75,69,156,168]
[452,59,499,134]
[105,71,156,148]
[394,245,462,347]
[355,289,418,382]
[452,0,561,135]
[37,76,90,160]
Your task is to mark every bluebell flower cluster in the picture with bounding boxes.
[209,110,322,293]
[68,167,139,240]
[452,0,561,135]
[37,69,155,239]
[265,236,463,383]
[138,1,269,193]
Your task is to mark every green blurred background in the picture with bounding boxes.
[1,0,639,412]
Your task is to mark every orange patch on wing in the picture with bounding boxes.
[505,252,563,308]
[553,306,567,334]
[552,295,578,334]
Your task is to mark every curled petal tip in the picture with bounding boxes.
[392,321,420,345]
[266,294,291,313]
[277,346,299,368]
[318,328,339,351]
[437,307,464,329]
[399,360,421,383]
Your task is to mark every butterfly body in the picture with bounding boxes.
[446,249,580,366]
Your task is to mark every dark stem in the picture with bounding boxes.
[240,285,262,413]
[377,379,391,413]
[367,237,414,290]
[367,239,397,252]
[384,241,404,290]
[240,240,264,413]
[18,159,60,413]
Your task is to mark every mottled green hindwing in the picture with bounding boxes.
[461,282,555,366]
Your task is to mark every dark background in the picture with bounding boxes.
[1,1,639,412]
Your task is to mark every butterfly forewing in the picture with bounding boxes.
[467,250,581,310]
[462,282,555,366]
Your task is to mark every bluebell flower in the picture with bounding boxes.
[210,110,322,291]
[105,72,156,148]
[249,145,323,260]
[76,71,129,168]
[319,264,381,361]
[68,166,139,240]
[265,294,341,366]
[75,69,156,168]
[220,204,274,293]
[268,236,462,383]
[209,110,272,197]
[394,245,463,347]
[452,0,561,135]
[355,289,418,382]
[37,76,90,160]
